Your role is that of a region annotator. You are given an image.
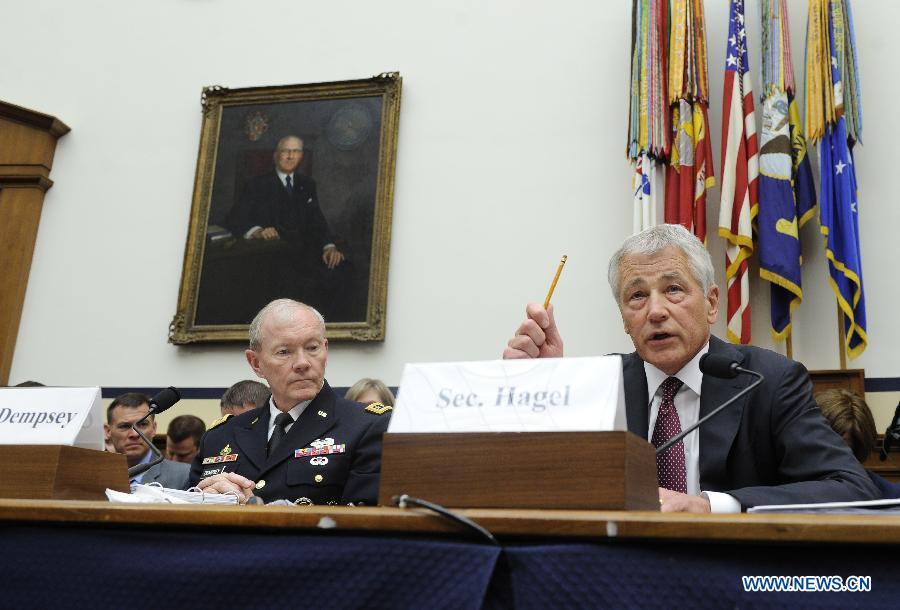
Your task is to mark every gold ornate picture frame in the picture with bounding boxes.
[170,73,401,344]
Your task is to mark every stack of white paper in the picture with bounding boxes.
[106,483,239,505]
[748,498,900,514]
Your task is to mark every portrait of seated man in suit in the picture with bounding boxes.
[504,223,878,513]
[223,135,353,319]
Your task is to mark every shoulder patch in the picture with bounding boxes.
[365,402,393,415]
[209,414,234,429]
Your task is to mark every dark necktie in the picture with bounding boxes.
[267,412,294,457]
[651,377,687,493]
[284,174,293,194]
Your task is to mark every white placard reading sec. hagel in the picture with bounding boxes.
[0,387,104,449]
[388,356,625,433]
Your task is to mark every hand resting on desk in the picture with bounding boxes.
[196,472,257,504]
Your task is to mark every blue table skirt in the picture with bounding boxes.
[2,525,896,609]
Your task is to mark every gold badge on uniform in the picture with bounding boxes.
[220,444,232,456]
[365,402,393,415]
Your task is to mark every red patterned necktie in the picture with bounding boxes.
[651,377,686,493]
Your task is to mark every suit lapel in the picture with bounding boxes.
[140,460,161,484]
[622,352,650,437]
[260,383,339,475]
[698,336,750,485]
[234,406,269,471]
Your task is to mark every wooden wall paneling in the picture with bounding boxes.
[0,100,69,385]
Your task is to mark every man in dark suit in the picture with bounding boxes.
[189,299,390,505]
[503,223,878,512]
[105,393,190,489]
[226,135,349,314]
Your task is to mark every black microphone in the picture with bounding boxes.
[127,387,182,479]
[148,386,181,415]
[880,400,900,461]
[655,354,764,455]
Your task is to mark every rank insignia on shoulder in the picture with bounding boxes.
[365,402,392,415]
[209,414,233,430]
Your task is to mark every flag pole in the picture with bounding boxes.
[836,304,847,370]
[785,335,793,360]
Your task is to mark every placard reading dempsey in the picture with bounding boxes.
[389,357,625,433]
[0,408,79,428]
[0,387,104,448]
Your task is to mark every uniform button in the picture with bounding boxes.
[314,474,324,483]
[256,479,267,489]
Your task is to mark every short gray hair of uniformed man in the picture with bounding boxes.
[607,223,716,300]
[248,299,326,350]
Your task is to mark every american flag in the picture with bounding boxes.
[718,0,758,344]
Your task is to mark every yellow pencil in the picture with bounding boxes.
[543,255,567,309]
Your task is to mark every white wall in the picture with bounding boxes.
[5,1,898,395]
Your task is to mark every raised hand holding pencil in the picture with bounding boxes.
[503,255,567,360]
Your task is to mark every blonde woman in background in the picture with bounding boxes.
[345,378,395,406]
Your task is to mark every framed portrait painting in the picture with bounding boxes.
[169,73,401,344]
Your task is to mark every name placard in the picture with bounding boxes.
[0,387,104,449]
[389,357,625,433]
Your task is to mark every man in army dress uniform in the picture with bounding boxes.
[190,299,391,505]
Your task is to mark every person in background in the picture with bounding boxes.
[105,392,190,488]
[816,388,900,499]
[165,415,206,464]
[220,379,271,416]
[345,378,395,406]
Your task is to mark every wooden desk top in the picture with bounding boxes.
[1,498,899,545]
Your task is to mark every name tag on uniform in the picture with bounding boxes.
[295,444,345,458]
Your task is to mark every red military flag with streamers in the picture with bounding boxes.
[718,0,759,344]
[665,0,714,243]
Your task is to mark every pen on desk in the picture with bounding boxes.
[543,255,567,309]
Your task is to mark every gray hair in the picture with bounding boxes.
[607,224,715,299]
[248,299,325,350]
[275,134,304,152]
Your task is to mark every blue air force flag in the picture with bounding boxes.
[819,16,867,358]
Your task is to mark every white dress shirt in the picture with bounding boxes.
[644,342,741,513]
[266,397,312,441]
